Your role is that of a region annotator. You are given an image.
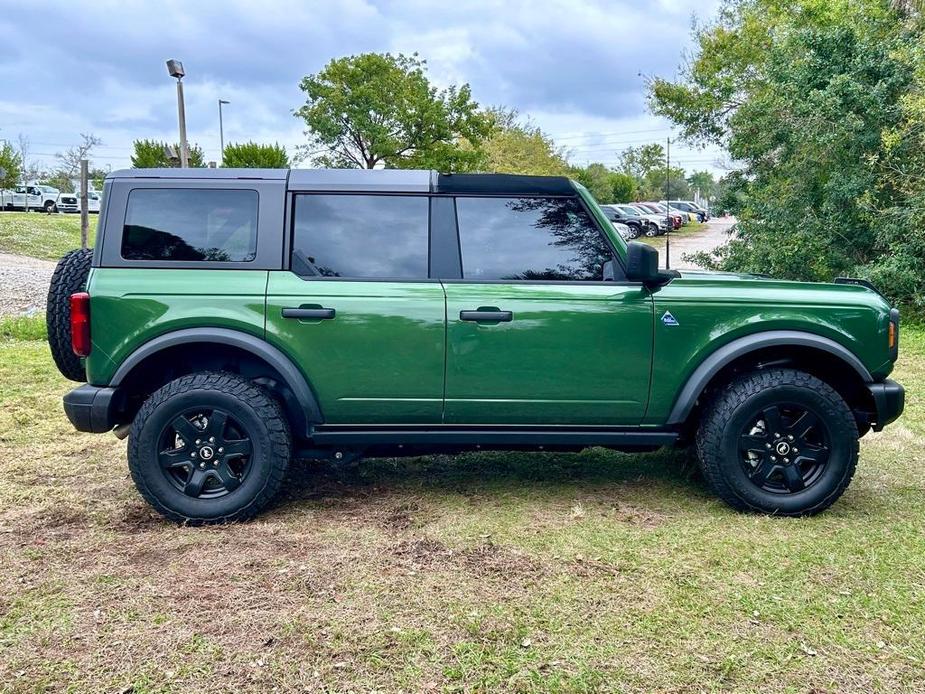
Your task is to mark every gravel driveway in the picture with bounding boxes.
[659,217,736,270]
[0,253,56,318]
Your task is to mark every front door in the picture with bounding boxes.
[265,193,445,424]
[443,195,653,425]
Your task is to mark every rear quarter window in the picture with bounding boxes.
[121,188,258,262]
[291,194,429,279]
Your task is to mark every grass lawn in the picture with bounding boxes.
[1,329,923,692]
[0,212,97,261]
[637,221,707,248]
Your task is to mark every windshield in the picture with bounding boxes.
[618,205,640,216]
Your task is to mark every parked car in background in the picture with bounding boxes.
[614,204,668,235]
[600,205,642,239]
[57,190,102,214]
[56,193,79,213]
[1,185,43,211]
[661,200,709,222]
[637,202,682,229]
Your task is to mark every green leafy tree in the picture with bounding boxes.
[649,0,924,308]
[479,108,569,176]
[571,164,639,204]
[0,141,22,189]
[295,53,492,171]
[131,139,206,168]
[222,142,290,168]
[687,170,717,201]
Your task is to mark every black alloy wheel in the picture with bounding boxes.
[157,407,253,499]
[737,403,830,494]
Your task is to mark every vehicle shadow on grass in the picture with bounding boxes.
[275,446,709,510]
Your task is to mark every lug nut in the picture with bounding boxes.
[788,435,794,441]
[199,462,205,469]
[793,447,799,453]
[766,443,772,449]
[191,452,197,458]
[784,458,790,464]
[771,456,777,461]
[196,439,201,445]
[209,437,215,443]
[218,447,224,453]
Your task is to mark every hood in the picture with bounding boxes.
[672,269,891,311]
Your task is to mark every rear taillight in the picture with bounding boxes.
[70,292,91,357]
[889,308,900,361]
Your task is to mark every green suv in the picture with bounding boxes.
[48,168,904,523]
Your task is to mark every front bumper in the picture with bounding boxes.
[63,384,123,433]
[868,379,904,431]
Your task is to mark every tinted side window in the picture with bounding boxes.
[292,194,428,279]
[455,196,612,281]
[122,189,258,262]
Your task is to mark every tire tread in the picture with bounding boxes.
[696,368,858,516]
[127,372,291,524]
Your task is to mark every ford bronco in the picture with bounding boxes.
[47,168,904,523]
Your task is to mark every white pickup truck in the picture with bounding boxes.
[0,184,61,212]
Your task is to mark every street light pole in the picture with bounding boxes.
[218,99,230,166]
[166,59,189,168]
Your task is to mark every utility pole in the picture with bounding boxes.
[218,99,230,166]
[665,137,671,270]
[166,60,189,167]
[79,159,89,249]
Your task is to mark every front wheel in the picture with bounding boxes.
[696,368,858,516]
[645,223,658,237]
[128,372,291,524]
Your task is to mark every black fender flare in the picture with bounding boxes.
[665,330,873,426]
[109,327,322,435]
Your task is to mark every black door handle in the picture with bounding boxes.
[459,310,513,323]
[281,307,336,320]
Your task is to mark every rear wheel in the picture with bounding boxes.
[645,223,658,237]
[128,372,291,524]
[696,368,858,516]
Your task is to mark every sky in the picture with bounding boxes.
[0,0,728,178]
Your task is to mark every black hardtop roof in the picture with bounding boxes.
[107,168,578,196]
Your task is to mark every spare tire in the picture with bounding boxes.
[46,248,93,382]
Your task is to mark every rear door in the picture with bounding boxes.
[441,195,653,425]
[265,193,446,425]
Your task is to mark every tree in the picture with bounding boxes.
[295,52,492,170]
[649,0,924,308]
[479,108,569,175]
[618,143,666,181]
[131,139,206,168]
[222,142,290,168]
[55,133,101,180]
[0,141,22,189]
[617,143,689,200]
[686,170,717,202]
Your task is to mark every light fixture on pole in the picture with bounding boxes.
[218,99,230,165]
[166,59,189,168]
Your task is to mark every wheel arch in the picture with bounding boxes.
[110,327,322,437]
[666,330,874,428]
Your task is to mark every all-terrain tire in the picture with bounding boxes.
[43,199,57,213]
[46,248,93,382]
[696,368,858,516]
[128,372,291,524]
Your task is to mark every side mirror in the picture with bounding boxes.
[625,241,659,283]
[625,241,678,287]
